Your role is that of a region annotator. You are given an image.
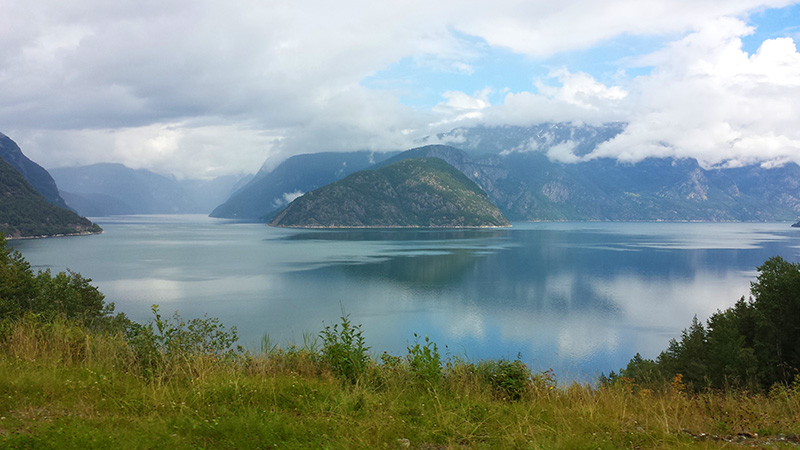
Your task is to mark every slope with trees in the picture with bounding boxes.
[269,157,510,228]
[0,158,102,238]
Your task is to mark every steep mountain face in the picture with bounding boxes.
[211,151,396,221]
[0,132,69,209]
[270,158,510,228]
[49,164,243,216]
[362,144,800,222]
[0,158,101,238]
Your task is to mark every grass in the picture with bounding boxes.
[1,316,799,449]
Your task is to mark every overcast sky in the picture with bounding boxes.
[1,0,799,179]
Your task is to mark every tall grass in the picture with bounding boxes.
[1,315,799,449]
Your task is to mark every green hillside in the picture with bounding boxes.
[270,158,510,228]
[0,158,102,238]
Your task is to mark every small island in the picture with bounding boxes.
[269,157,510,228]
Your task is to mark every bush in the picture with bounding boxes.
[126,305,241,378]
[319,314,370,383]
[477,358,535,400]
[406,333,442,385]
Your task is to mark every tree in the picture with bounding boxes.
[750,256,800,384]
[0,234,126,331]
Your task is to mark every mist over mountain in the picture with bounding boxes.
[0,132,69,209]
[211,151,396,221]
[419,123,627,158]
[221,124,800,222]
[50,164,246,216]
[179,175,251,215]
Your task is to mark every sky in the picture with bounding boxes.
[1,0,799,179]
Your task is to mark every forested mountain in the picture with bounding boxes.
[270,158,509,228]
[211,151,396,221]
[0,132,69,209]
[0,158,101,238]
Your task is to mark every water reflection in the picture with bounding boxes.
[10,217,800,382]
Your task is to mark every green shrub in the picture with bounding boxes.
[126,305,241,377]
[319,314,370,383]
[477,358,535,400]
[406,333,441,385]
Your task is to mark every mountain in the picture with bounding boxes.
[0,132,69,209]
[219,123,800,222]
[383,144,800,221]
[270,158,510,228]
[211,151,396,221]
[0,157,101,238]
[50,164,246,216]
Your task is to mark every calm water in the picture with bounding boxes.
[10,215,800,381]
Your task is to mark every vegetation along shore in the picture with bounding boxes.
[1,234,799,449]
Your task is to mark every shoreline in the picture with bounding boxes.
[6,230,104,240]
[268,224,513,229]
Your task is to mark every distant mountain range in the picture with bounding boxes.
[50,164,247,216]
[0,133,101,238]
[270,158,509,228]
[218,124,800,222]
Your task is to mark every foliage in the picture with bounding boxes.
[614,256,800,391]
[126,305,241,377]
[406,333,442,385]
[4,316,800,450]
[476,358,537,400]
[0,234,123,331]
[319,313,370,383]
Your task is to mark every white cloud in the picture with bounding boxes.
[432,88,493,124]
[11,123,278,179]
[588,17,800,167]
[1,0,799,176]
[547,142,582,163]
[273,190,304,208]
[483,69,629,126]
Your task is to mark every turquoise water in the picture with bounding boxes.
[10,215,800,381]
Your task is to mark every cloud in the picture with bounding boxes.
[1,0,799,177]
[431,88,493,124]
[273,190,304,208]
[11,123,279,179]
[546,142,583,163]
[483,69,629,126]
[587,17,800,167]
